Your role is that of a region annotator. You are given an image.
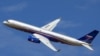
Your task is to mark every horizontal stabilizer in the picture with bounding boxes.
[82,44,93,51]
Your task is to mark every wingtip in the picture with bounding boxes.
[54,49,61,52]
[57,49,61,52]
[56,17,61,22]
[58,17,61,20]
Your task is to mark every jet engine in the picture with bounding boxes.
[28,36,40,43]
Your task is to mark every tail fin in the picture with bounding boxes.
[78,30,99,43]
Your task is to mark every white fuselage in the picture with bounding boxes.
[3,20,86,46]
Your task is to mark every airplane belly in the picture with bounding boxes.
[54,37,82,46]
[61,40,82,46]
[37,31,82,46]
[39,30,82,46]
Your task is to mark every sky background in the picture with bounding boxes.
[0,0,100,56]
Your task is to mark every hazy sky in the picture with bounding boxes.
[0,0,100,56]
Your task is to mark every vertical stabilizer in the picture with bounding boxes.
[78,30,99,43]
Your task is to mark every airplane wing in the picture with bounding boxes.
[41,18,61,31]
[33,34,59,52]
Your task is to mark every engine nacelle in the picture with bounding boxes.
[28,36,40,43]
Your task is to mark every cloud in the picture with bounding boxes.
[1,2,27,12]
[75,0,100,10]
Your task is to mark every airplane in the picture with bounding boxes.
[3,18,99,52]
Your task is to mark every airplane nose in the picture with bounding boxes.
[3,21,8,24]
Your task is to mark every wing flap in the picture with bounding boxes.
[33,34,59,52]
